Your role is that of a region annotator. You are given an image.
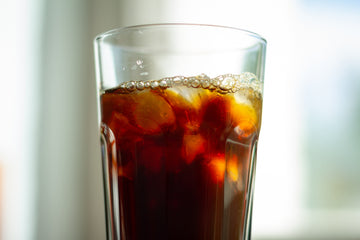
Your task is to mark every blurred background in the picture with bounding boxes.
[1,0,360,239]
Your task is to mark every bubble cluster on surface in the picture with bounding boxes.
[115,72,262,95]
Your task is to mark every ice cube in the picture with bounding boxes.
[133,90,175,134]
[107,112,144,147]
[228,96,258,137]
[182,133,205,164]
[226,155,239,182]
[161,87,207,132]
[208,154,225,182]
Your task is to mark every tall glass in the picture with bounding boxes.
[94,23,266,240]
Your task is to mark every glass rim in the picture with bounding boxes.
[94,23,267,45]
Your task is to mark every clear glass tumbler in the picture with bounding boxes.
[94,23,266,240]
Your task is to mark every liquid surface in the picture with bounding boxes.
[100,73,262,240]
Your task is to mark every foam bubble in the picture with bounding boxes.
[159,80,167,88]
[150,81,159,89]
[126,81,136,91]
[111,73,263,95]
[136,81,145,90]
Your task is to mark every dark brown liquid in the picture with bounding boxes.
[100,78,262,240]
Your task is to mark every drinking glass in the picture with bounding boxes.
[94,23,266,240]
